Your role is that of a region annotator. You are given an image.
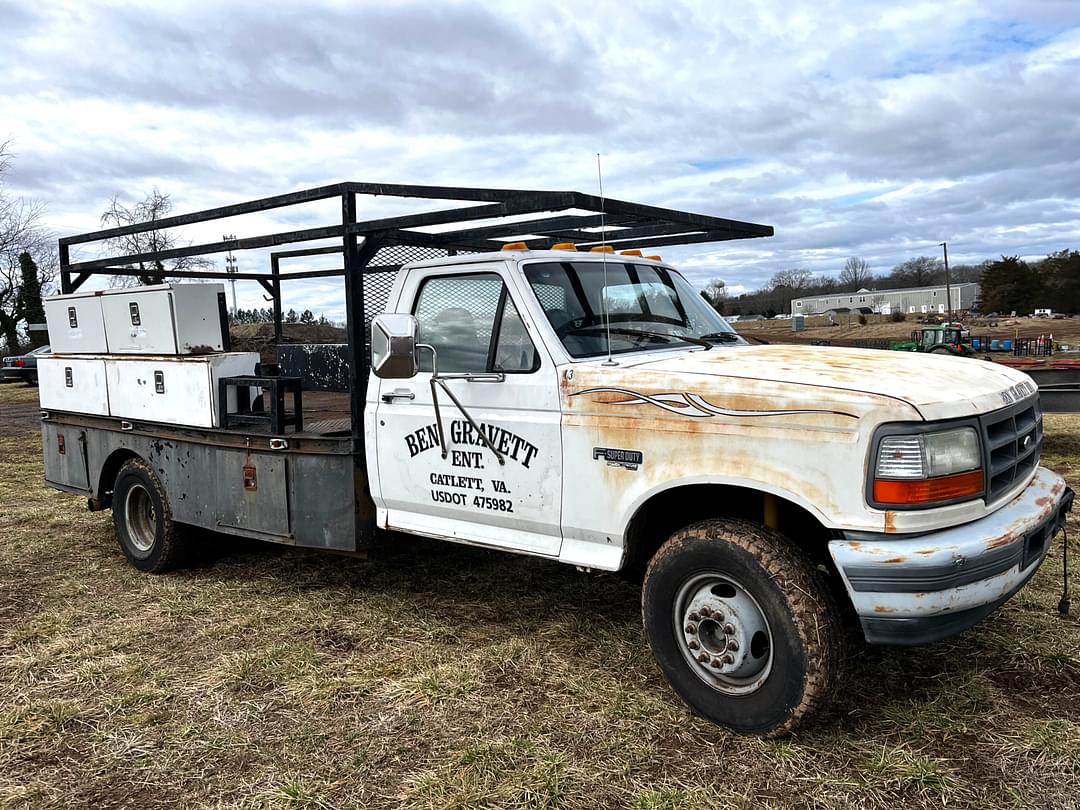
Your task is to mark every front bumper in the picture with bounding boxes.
[829,466,1074,646]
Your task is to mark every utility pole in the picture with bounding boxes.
[940,241,953,323]
[223,234,238,316]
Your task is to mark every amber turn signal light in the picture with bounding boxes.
[873,470,984,505]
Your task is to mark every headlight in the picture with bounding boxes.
[873,426,983,506]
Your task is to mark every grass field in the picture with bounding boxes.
[735,314,1080,352]
[2,382,1079,809]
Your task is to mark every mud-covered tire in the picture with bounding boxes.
[929,345,957,355]
[112,458,188,573]
[642,518,843,737]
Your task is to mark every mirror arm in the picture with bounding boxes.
[432,378,506,466]
[417,343,506,466]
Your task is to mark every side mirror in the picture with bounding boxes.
[371,313,419,379]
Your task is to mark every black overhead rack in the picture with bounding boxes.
[58,181,773,448]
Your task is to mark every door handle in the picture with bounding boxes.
[381,390,416,403]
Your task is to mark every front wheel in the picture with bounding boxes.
[112,458,189,573]
[642,519,842,737]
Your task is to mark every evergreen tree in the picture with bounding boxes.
[16,251,45,326]
[979,256,1046,315]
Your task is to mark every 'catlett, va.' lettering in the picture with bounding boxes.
[404,419,539,468]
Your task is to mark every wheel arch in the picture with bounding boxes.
[621,479,839,579]
[96,448,144,506]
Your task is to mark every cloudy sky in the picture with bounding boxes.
[2,0,1079,318]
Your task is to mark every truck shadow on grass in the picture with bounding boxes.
[180,524,1080,738]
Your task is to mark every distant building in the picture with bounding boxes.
[790,283,979,316]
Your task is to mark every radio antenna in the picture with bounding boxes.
[597,153,616,366]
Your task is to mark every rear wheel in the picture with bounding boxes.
[112,458,189,573]
[642,519,842,737]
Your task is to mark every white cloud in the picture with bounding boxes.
[1,0,1078,318]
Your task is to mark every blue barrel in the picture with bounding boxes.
[972,338,982,350]
[1003,339,1013,351]
[991,339,1001,351]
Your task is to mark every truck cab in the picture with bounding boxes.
[368,247,1073,734]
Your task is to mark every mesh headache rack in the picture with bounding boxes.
[58,181,773,443]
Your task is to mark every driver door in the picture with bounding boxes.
[373,267,564,557]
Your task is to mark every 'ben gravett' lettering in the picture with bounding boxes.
[404,419,539,468]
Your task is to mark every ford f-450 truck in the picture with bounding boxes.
[40,183,1073,736]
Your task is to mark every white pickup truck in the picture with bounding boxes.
[41,186,1073,737]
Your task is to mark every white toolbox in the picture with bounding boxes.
[105,352,258,428]
[43,294,109,354]
[38,356,110,416]
[100,283,227,354]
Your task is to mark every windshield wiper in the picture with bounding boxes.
[564,326,712,350]
[700,331,743,343]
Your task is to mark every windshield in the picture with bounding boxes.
[523,260,740,358]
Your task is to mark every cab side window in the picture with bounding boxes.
[413,273,539,374]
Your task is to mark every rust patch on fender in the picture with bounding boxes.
[874,605,898,613]
[884,511,897,534]
[881,557,905,564]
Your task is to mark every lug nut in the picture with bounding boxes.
[688,611,700,622]
[727,640,739,652]
[722,654,734,665]
[723,624,736,635]
[698,607,711,618]
[685,623,697,634]
[697,653,710,664]
[688,640,700,651]
[710,659,723,669]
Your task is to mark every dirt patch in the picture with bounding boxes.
[0,384,41,435]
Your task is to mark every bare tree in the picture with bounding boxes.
[767,268,814,315]
[701,278,726,311]
[1,139,55,352]
[889,255,943,288]
[769,268,814,291]
[100,187,212,287]
[839,257,871,290]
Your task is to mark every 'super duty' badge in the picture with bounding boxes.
[593,447,643,470]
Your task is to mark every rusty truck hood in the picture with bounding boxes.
[574,344,1034,421]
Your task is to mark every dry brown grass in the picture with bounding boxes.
[2,387,1079,808]
[736,314,1080,351]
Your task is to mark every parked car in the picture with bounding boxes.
[1,345,50,384]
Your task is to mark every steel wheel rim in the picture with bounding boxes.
[673,571,774,695]
[124,484,157,553]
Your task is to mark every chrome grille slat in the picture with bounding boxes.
[980,396,1041,503]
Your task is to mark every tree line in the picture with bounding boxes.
[706,252,1070,318]
[232,307,331,326]
[978,251,1079,316]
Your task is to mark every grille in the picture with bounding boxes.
[980,395,1042,502]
